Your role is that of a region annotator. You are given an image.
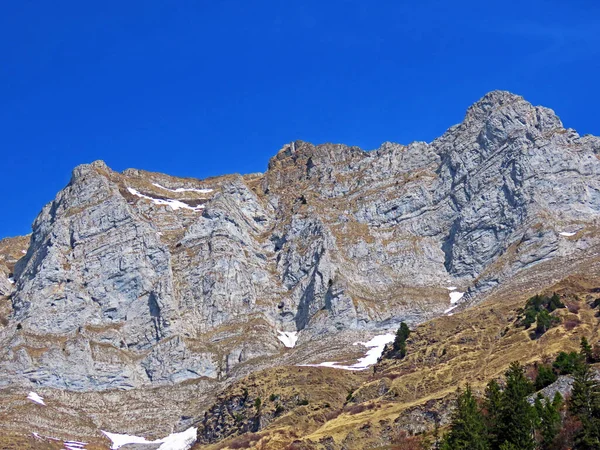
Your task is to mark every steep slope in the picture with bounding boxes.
[1,90,600,448]
[193,269,600,450]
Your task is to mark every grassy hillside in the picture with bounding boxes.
[194,274,600,449]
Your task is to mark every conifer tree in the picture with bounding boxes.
[535,392,563,449]
[484,379,502,450]
[581,337,593,363]
[536,309,553,335]
[497,362,536,450]
[535,364,558,391]
[441,384,489,450]
[393,322,410,358]
[569,357,600,449]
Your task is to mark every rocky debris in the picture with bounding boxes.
[2,91,600,393]
[529,375,574,405]
[528,369,600,405]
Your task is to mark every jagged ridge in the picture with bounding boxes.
[1,91,600,393]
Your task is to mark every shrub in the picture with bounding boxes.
[323,409,342,421]
[345,389,354,402]
[297,398,309,406]
[591,344,600,363]
[269,393,279,402]
[563,318,581,331]
[227,433,261,449]
[346,404,367,415]
[391,430,426,450]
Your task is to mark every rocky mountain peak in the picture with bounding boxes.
[462,90,563,133]
[70,159,111,181]
[1,91,600,395]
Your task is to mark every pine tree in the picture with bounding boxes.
[535,392,563,449]
[536,309,553,335]
[497,362,536,450]
[393,322,410,358]
[548,293,565,311]
[553,351,582,375]
[441,384,490,450]
[535,364,558,391]
[569,358,600,449]
[581,337,593,363]
[484,379,502,450]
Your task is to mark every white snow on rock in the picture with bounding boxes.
[21,249,27,254]
[101,431,151,448]
[444,305,458,315]
[155,428,198,450]
[446,286,457,291]
[8,276,14,284]
[102,426,197,450]
[277,330,299,348]
[449,291,464,304]
[64,440,88,450]
[153,182,213,194]
[27,392,45,405]
[127,188,204,211]
[303,334,395,371]
[559,231,577,237]
[30,431,87,450]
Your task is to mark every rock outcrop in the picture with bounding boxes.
[1,91,600,392]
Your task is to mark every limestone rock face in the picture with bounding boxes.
[2,91,600,391]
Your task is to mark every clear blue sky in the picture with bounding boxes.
[2,1,599,238]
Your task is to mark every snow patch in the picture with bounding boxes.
[64,441,88,450]
[27,391,45,405]
[449,291,464,304]
[303,334,395,371]
[153,182,213,194]
[446,286,457,291]
[559,231,577,237]
[277,330,299,348]
[127,187,204,211]
[7,276,14,284]
[444,305,458,315]
[101,427,197,450]
[21,249,27,254]
[31,431,87,450]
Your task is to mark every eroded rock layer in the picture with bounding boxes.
[1,90,600,392]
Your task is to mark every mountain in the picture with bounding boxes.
[1,91,600,449]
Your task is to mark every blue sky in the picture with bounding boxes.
[1,1,599,238]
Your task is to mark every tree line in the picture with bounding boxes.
[441,338,600,449]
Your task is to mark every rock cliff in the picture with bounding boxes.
[1,91,600,393]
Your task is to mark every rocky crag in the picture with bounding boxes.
[1,90,600,397]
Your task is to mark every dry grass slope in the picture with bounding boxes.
[192,273,600,449]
